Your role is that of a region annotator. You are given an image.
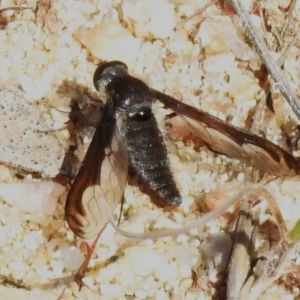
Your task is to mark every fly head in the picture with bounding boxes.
[93,61,128,93]
[94,61,154,121]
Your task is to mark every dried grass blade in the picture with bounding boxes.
[227,198,258,300]
[230,0,300,121]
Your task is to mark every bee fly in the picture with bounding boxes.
[65,61,300,240]
[66,61,181,240]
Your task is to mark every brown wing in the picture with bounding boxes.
[65,104,128,239]
[155,90,300,178]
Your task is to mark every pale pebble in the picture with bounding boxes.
[100,283,122,296]
[96,263,121,284]
[135,289,147,299]
[123,246,167,276]
[0,182,65,215]
[154,264,178,282]
[74,16,141,65]
[122,0,176,39]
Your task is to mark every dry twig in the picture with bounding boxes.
[230,0,300,121]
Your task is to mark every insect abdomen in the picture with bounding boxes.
[126,113,182,206]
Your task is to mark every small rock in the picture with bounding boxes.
[154,264,178,282]
[74,11,141,65]
[123,246,167,276]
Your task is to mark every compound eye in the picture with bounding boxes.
[93,61,128,91]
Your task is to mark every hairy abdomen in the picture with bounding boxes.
[126,113,182,206]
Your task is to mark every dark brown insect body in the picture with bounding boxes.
[66,61,300,240]
[66,61,181,239]
[97,63,182,206]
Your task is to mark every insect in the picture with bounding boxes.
[65,61,300,240]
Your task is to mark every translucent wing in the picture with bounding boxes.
[155,90,300,177]
[65,103,128,239]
